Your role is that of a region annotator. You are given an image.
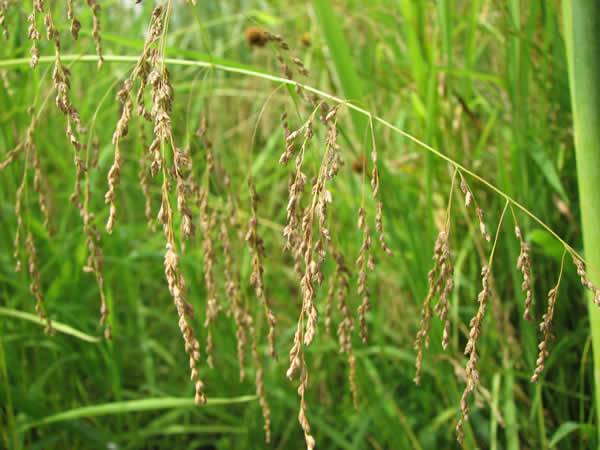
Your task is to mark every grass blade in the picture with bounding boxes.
[19,395,257,431]
[564,0,600,442]
[0,307,101,343]
[313,0,367,137]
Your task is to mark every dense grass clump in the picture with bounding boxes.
[1,1,600,449]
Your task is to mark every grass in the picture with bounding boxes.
[0,1,599,449]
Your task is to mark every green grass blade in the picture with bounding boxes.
[313,0,367,136]
[0,307,101,343]
[564,0,600,442]
[19,395,257,431]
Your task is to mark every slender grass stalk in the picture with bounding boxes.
[0,54,588,266]
[564,0,600,440]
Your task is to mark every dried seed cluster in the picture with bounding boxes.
[456,265,491,443]
[515,225,534,320]
[531,284,559,383]
[572,255,600,307]
[246,181,277,359]
[414,228,453,384]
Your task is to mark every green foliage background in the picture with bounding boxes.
[0,1,597,449]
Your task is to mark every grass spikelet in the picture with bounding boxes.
[572,254,600,307]
[86,0,104,69]
[66,0,81,40]
[160,178,206,406]
[531,251,567,383]
[456,200,508,442]
[531,286,559,383]
[515,224,534,320]
[298,367,316,450]
[245,180,277,359]
[220,213,248,380]
[46,10,84,154]
[333,250,358,408]
[105,5,166,232]
[138,123,155,230]
[32,149,50,230]
[356,206,373,344]
[25,231,53,335]
[414,228,451,384]
[456,264,490,443]
[27,0,43,68]
[324,266,337,336]
[198,187,219,368]
[375,202,392,256]
[81,203,110,339]
[105,80,132,233]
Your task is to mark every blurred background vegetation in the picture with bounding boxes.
[0,0,597,449]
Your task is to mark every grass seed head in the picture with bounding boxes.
[531,285,559,383]
[515,226,534,320]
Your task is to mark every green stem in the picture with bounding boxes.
[564,1,600,440]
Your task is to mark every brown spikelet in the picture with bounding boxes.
[531,284,560,383]
[46,10,84,154]
[375,201,392,256]
[220,213,248,380]
[105,80,132,233]
[572,255,600,307]
[25,232,53,335]
[104,5,165,231]
[333,250,359,407]
[32,149,50,230]
[138,123,155,230]
[81,173,111,338]
[245,181,277,359]
[174,145,194,240]
[198,187,219,368]
[86,0,104,69]
[456,265,491,443]
[66,0,81,39]
[356,207,373,343]
[324,268,337,336]
[515,225,534,320]
[160,179,206,405]
[298,366,316,450]
[414,229,453,384]
[27,0,43,68]
[434,235,453,351]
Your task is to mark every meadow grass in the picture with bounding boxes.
[0,1,599,449]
